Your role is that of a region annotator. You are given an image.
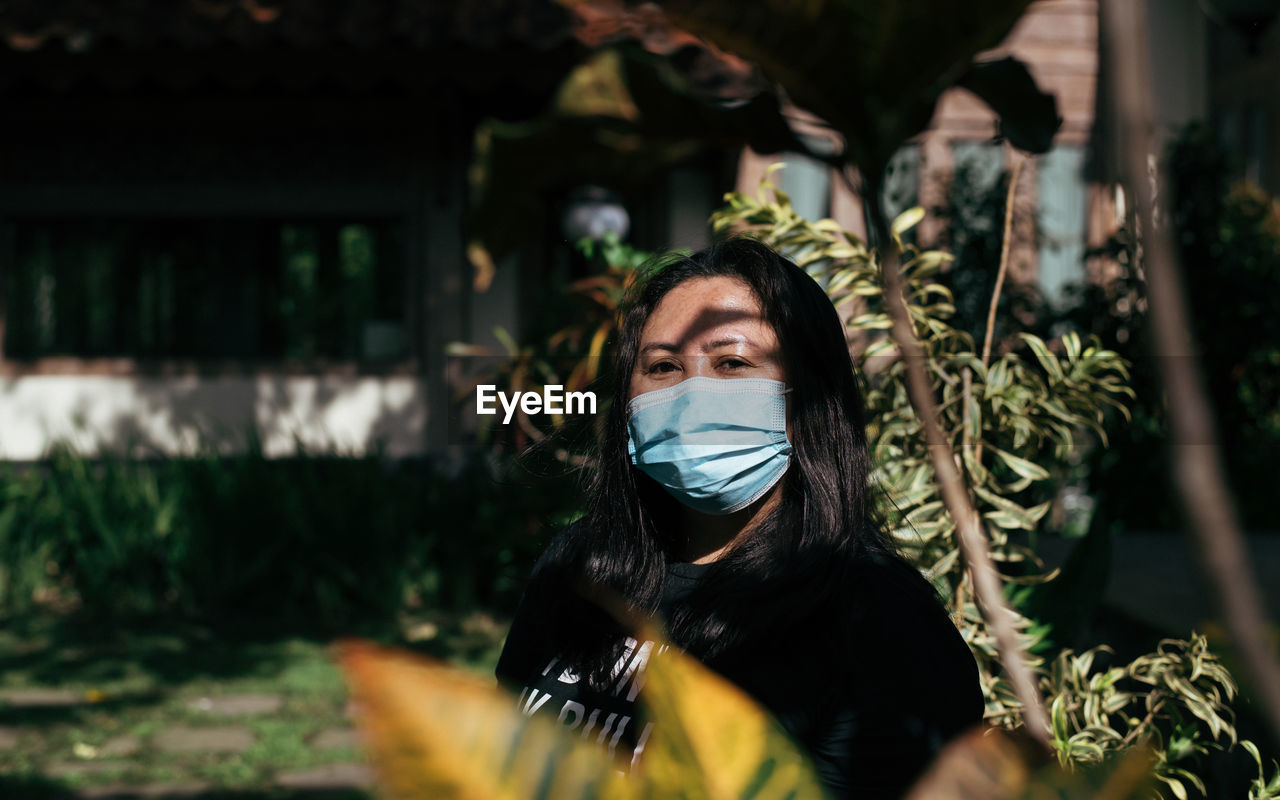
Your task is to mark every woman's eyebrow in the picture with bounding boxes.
[639,342,680,355]
[701,336,751,351]
[638,336,754,355]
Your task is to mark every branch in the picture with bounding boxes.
[850,167,1052,748]
[1119,698,1164,748]
[981,151,1028,368]
[975,151,1028,479]
[1101,0,1280,743]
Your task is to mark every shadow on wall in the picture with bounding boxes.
[0,375,429,459]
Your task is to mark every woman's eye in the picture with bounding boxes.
[718,358,749,370]
[647,361,679,374]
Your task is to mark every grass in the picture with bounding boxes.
[0,610,511,796]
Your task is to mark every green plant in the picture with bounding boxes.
[0,464,59,613]
[708,175,1270,797]
[0,442,575,629]
[339,629,1170,800]
[1069,125,1280,535]
[1243,740,1280,800]
[448,232,654,451]
[1044,636,1243,799]
[449,170,1278,796]
[712,175,1129,588]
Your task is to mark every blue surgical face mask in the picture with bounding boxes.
[627,377,793,515]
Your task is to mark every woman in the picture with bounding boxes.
[496,237,983,798]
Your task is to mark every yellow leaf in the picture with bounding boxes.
[635,623,828,800]
[339,627,831,800]
[72,742,99,760]
[904,726,1155,800]
[336,640,633,800]
[892,206,927,240]
[467,241,497,293]
[903,727,1031,800]
[556,50,641,122]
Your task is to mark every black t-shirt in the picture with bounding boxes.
[495,549,983,799]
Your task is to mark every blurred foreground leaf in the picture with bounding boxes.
[641,0,1054,173]
[338,639,631,800]
[905,726,1154,800]
[337,633,827,800]
[468,43,797,273]
[339,636,1183,800]
[630,622,829,799]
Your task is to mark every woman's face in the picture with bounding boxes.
[630,276,786,400]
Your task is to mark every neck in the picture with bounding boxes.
[677,484,782,564]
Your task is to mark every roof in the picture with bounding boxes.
[0,0,764,104]
[0,0,574,53]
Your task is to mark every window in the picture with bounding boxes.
[1036,145,1088,308]
[778,147,833,223]
[2,218,407,361]
[882,144,923,228]
[946,140,1089,309]
[950,140,1005,227]
[777,141,921,245]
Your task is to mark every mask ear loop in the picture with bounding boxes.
[780,386,794,443]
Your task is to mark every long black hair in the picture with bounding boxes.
[526,236,903,688]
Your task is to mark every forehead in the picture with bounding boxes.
[640,276,774,348]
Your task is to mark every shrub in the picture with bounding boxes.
[0,442,577,632]
[706,176,1270,798]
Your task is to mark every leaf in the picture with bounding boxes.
[924,547,961,581]
[648,0,1037,177]
[953,56,1061,154]
[467,42,799,268]
[984,509,1035,531]
[446,342,501,357]
[556,49,642,121]
[636,622,829,799]
[906,500,947,525]
[1243,739,1263,769]
[1158,774,1189,800]
[336,640,632,800]
[338,633,830,800]
[906,249,955,279]
[905,726,1155,800]
[986,358,1011,396]
[1019,333,1065,384]
[1062,331,1082,363]
[848,313,894,331]
[1051,693,1070,745]
[991,447,1051,482]
[892,206,927,240]
[961,441,990,486]
[889,484,940,508]
[902,727,1033,800]
[493,327,521,357]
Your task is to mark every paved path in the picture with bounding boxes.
[2,688,374,798]
[1039,531,1280,634]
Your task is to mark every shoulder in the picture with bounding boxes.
[848,552,947,621]
[799,554,984,796]
[530,519,586,576]
[843,553,981,707]
[495,520,584,685]
[846,552,949,623]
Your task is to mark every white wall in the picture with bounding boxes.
[0,375,428,460]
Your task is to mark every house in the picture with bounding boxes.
[0,0,735,459]
[0,0,1268,460]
